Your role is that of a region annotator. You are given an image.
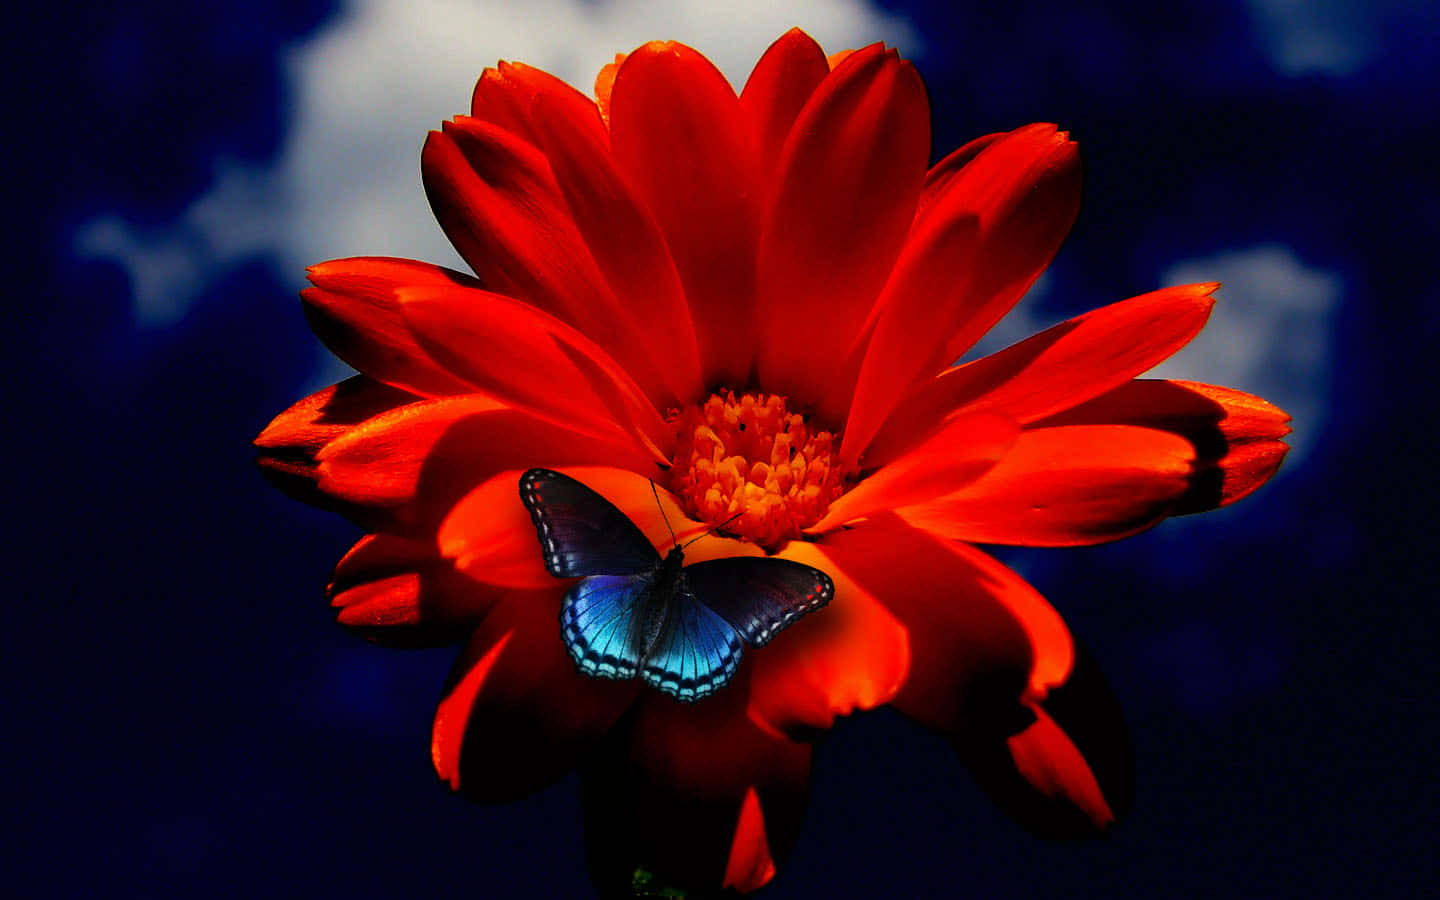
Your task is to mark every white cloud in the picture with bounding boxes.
[1246,0,1374,77]
[74,0,916,335]
[1154,244,1341,462]
[76,215,210,327]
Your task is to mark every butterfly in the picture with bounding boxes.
[518,468,833,702]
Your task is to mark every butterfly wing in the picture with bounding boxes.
[681,558,834,647]
[560,574,653,681]
[641,586,744,702]
[519,468,661,577]
[563,571,745,701]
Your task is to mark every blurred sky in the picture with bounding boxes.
[15,0,1438,896]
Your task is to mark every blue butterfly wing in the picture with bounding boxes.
[681,558,834,647]
[560,574,652,681]
[519,468,661,577]
[642,586,744,702]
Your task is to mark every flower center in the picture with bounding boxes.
[669,390,844,550]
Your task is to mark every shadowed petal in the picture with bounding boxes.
[610,41,761,385]
[327,533,499,647]
[254,376,420,523]
[814,515,1074,731]
[1036,379,1292,514]
[313,394,500,508]
[756,45,931,419]
[431,592,638,804]
[867,284,1217,468]
[954,646,1132,837]
[331,532,440,588]
[581,673,810,895]
[255,376,416,461]
[898,425,1195,546]
[437,472,554,590]
[748,540,909,735]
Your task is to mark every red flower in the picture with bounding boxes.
[256,29,1290,894]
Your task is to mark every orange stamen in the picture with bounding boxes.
[670,390,845,550]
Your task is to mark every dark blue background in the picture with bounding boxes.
[16,1,1436,896]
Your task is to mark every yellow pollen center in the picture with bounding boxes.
[669,390,844,550]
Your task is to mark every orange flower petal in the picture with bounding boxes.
[438,113,685,408]
[898,424,1195,546]
[756,45,931,420]
[529,92,704,404]
[437,472,554,590]
[723,786,776,892]
[808,411,1018,534]
[254,376,419,523]
[738,28,830,190]
[314,395,655,535]
[327,534,499,647]
[312,394,503,513]
[467,65,531,142]
[593,53,624,127]
[814,515,1074,730]
[609,41,762,386]
[430,591,637,803]
[397,281,672,463]
[254,376,415,460]
[1036,379,1292,514]
[867,283,1217,468]
[469,60,600,147]
[953,647,1132,837]
[422,121,596,320]
[844,124,1077,466]
[423,122,674,406]
[840,211,982,470]
[923,123,1082,371]
[747,540,909,734]
[301,258,481,397]
[581,674,810,895]
[917,131,1007,212]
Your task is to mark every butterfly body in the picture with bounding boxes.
[520,468,833,703]
[639,546,686,660]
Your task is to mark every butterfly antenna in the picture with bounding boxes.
[650,478,678,550]
[681,508,745,549]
